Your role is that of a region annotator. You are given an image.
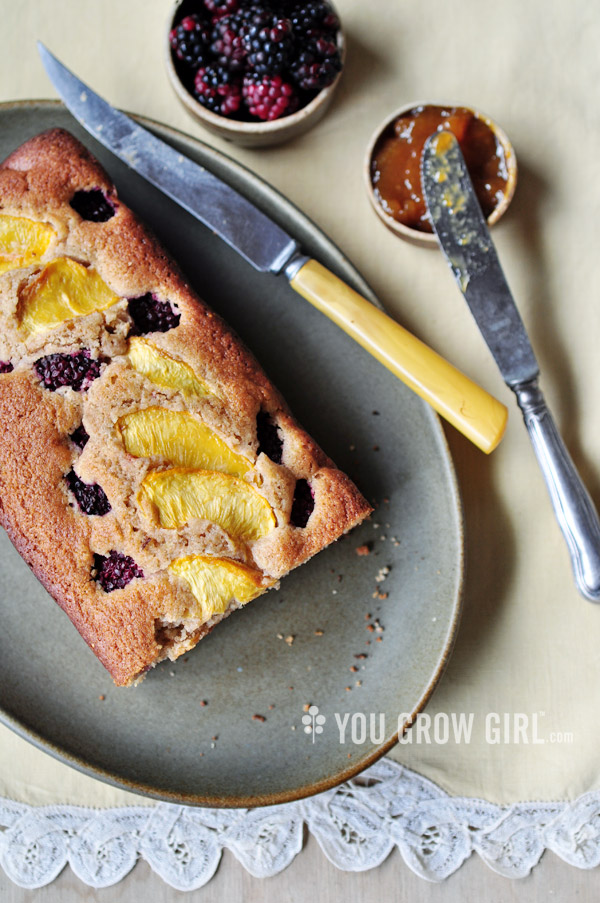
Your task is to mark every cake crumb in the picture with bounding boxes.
[375,565,391,583]
[285,634,295,646]
[345,686,351,691]
[350,665,358,673]
[268,704,275,710]
[365,612,372,620]
[303,703,310,712]
[355,680,362,687]
[98,695,105,701]
[314,629,324,636]
[366,624,375,633]
[354,653,368,660]
[200,700,208,707]
[276,633,284,640]
[288,686,294,691]
[355,544,371,556]
[376,636,383,643]
[252,714,266,722]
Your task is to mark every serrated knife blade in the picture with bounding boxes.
[36,43,510,453]
[422,129,600,601]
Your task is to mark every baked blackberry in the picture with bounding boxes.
[242,9,295,75]
[70,189,115,223]
[290,478,314,527]
[210,13,248,71]
[34,350,103,392]
[0,361,13,374]
[94,551,144,593]
[242,73,298,120]
[289,33,341,90]
[170,14,212,68]
[194,64,243,115]
[128,294,181,335]
[256,411,283,462]
[66,470,111,517]
[69,424,90,451]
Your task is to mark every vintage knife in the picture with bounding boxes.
[37,43,508,453]
[421,129,600,601]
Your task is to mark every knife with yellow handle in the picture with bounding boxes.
[38,43,507,454]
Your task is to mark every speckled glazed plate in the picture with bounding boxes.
[0,101,463,807]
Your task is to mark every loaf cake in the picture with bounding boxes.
[0,128,372,686]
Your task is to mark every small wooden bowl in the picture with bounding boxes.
[364,102,518,248]
[165,0,345,147]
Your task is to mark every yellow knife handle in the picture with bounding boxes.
[289,258,508,454]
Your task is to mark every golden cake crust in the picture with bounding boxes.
[0,128,372,685]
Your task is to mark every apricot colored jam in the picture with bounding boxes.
[371,105,509,233]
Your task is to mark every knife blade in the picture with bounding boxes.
[38,42,508,453]
[422,129,600,601]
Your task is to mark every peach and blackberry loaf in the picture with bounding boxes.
[0,128,372,686]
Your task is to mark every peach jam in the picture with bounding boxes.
[370,105,510,233]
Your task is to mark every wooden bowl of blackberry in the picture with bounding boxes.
[165,0,345,146]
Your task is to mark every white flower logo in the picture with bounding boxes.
[301,705,326,743]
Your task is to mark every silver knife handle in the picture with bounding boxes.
[513,379,600,601]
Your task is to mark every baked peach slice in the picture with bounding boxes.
[127,337,211,398]
[140,468,276,540]
[119,407,251,476]
[169,554,267,621]
[0,214,55,275]
[18,256,118,334]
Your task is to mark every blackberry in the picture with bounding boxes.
[204,0,240,19]
[243,72,298,120]
[289,33,341,90]
[34,350,103,392]
[170,14,211,68]
[194,64,242,116]
[70,424,90,450]
[0,361,13,374]
[94,550,144,593]
[256,410,283,462]
[66,470,111,516]
[290,478,314,527]
[210,13,248,71]
[70,189,115,223]
[242,9,294,75]
[128,294,181,335]
[288,1,339,38]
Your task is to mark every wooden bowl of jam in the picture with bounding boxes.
[365,103,517,247]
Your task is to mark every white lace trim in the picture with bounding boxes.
[1,759,600,889]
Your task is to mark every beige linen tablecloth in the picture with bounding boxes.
[0,0,599,809]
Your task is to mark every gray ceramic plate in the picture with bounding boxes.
[0,101,463,807]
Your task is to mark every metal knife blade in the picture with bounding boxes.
[421,129,600,602]
[421,130,538,388]
[37,42,510,454]
[37,43,298,274]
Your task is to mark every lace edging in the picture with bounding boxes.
[1,759,600,889]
